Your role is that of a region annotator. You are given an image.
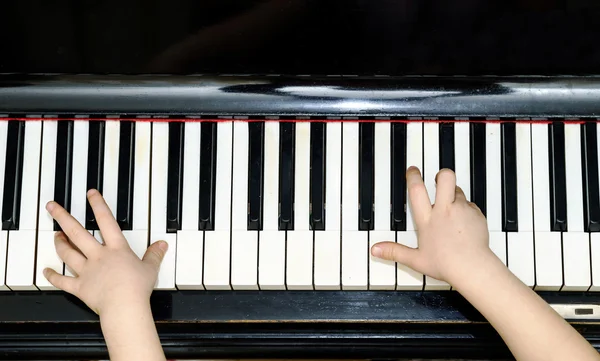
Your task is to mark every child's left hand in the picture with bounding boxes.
[44,189,168,315]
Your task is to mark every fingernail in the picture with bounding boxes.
[43,268,49,278]
[371,245,383,258]
[87,189,98,197]
[46,201,56,212]
[158,241,168,251]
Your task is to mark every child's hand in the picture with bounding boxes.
[371,166,493,286]
[44,189,168,315]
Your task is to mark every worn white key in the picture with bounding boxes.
[396,231,424,290]
[0,231,8,291]
[175,122,203,290]
[150,122,175,290]
[314,122,341,290]
[405,122,423,232]
[132,122,151,231]
[369,122,395,290]
[506,124,534,287]
[562,124,590,291]
[341,122,367,290]
[259,122,285,289]
[7,122,42,290]
[489,232,507,266]
[101,121,119,216]
[174,230,204,290]
[35,121,60,290]
[486,123,503,233]
[6,230,37,290]
[230,121,258,290]
[531,124,561,290]
[203,121,232,290]
[287,122,313,289]
[423,122,449,290]
[454,122,471,200]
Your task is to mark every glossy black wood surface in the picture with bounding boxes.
[1,75,600,117]
[0,291,599,359]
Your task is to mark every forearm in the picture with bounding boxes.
[453,251,599,361]
[100,301,166,361]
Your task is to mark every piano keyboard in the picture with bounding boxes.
[1,118,600,292]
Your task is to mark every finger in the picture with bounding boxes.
[406,166,432,225]
[142,241,169,271]
[86,189,125,248]
[454,186,467,203]
[435,169,456,205]
[46,201,100,256]
[371,241,419,269]
[43,268,78,295]
[55,232,86,273]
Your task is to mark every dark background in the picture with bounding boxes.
[1,0,598,75]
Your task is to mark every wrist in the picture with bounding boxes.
[445,248,506,290]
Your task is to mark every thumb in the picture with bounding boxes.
[371,241,419,268]
[142,241,168,271]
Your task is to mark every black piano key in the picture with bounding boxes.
[248,121,265,231]
[199,122,217,231]
[501,122,518,232]
[279,122,295,231]
[582,122,600,232]
[548,122,568,231]
[391,122,407,231]
[439,122,455,171]
[166,122,185,233]
[358,122,374,231]
[470,123,487,216]
[310,122,326,231]
[116,121,135,231]
[2,121,25,230]
[54,121,74,231]
[85,121,104,230]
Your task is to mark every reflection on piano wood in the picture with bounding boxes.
[1,74,600,359]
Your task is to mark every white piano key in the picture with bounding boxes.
[70,121,89,227]
[150,122,175,290]
[7,122,42,290]
[454,122,470,200]
[590,233,600,291]
[405,122,423,232]
[259,122,285,289]
[396,231,424,290]
[533,232,562,291]
[0,121,7,222]
[175,122,203,290]
[369,122,395,290]
[37,121,57,231]
[0,231,8,291]
[423,122,449,290]
[565,123,585,232]
[35,231,63,290]
[562,124,590,291]
[486,123,503,232]
[562,232,591,291]
[175,230,204,290]
[102,121,120,216]
[531,124,561,290]
[287,122,313,290]
[132,122,151,231]
[203,121,232,290]
[489,232,507,266]
[230,121,258,290]
[506,124,535,287]
[314,122,341,290]
[507,232,535,287]
[341,122,367,290]
[6,230,37,290]
[122,230,149,261]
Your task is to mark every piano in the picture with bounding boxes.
[1,0,600,359]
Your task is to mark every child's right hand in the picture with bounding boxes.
[371,166,494,286]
